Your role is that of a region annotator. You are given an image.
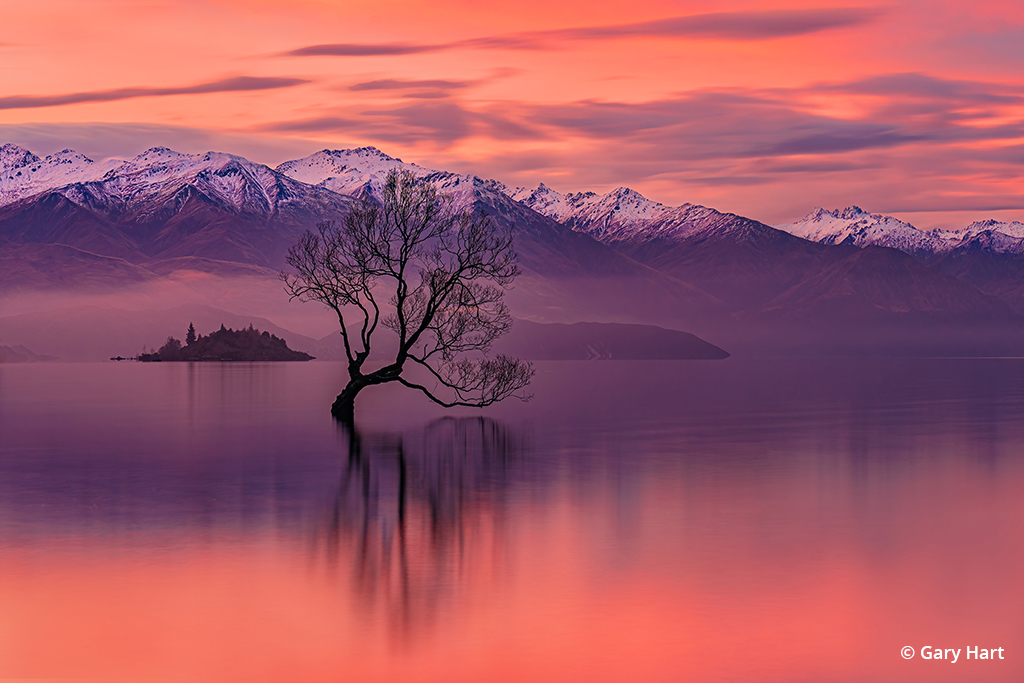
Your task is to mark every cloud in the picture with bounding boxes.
[263,100,540,144]
[349,78,473,92]
[287,43,436,57]
[263,117,355,134]
[823,72,1024,104]
[0,76,310,110]
[260,72,1024,169]
[283,7,882,57]
[542,8,884,42]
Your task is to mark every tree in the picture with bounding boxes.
[281,170,534,422]
[158,336,182,360]
[185,322,197,346]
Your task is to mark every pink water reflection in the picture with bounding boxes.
[0,361,1022,681]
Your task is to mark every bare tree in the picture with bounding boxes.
[282,170,534,422]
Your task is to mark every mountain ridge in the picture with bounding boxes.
[3,141,1024,356]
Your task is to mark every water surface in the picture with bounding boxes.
[1,360,1022,682]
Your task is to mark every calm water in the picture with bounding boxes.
[1,359,1023,682]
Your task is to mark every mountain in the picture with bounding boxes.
[776,207,1024,313]
[0,145,353,269]
[776,206,949,256]
[4,141,1024,356]
[0,144,117,206]
[514,182,1024,355]
[516,183,849,310]
[778,209,1024,257]
[0,344,56,363]
[0,144,721,326]
[758,246,1013,320]
[510,184,673,236]
[276,148,722,324]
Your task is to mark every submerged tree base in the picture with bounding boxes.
[331,390,358,424]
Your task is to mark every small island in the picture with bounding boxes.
[139,323,314,362]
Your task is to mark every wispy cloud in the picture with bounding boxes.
[349,78,473,92]
[820,72,1024,104]
[0,76,310,110]
[285,7,882,57]
[266,72,1024,158]
[540,8,884,41]
[260,70,1024,220]
[264,99,540,144]
[288,44,433,57]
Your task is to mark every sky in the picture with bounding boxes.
[2,0,1024,229]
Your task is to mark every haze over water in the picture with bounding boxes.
[1,359,1022,682]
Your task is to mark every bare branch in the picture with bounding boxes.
[281,169,533,420]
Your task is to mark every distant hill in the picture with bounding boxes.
[493,320,729,360]
[0,344,56,363]
[140,325,313,362]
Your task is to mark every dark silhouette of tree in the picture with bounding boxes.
[282,170,534,422]
[186,322,196,346]
[158,336,182,360]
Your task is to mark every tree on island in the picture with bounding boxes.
[281,169,534,422]
[186,322,196,346]
[140,324,313,362]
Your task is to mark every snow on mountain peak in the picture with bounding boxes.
[778,206,949,254]
[513,183,670,227]
[836,206,867,220]
[1,143,42,173]
[276,148,519,208]
[509,183,575,220]
[0,143,104,205]
[276,147,430,196]
[963,219,1024,240]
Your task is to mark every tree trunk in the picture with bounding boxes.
[331,364,402,423]
[331,379,367,424]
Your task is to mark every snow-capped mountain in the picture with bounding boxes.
[948,220,1024,256]
[511,182,852,308]
[2,140,1022,334]
[0,145,352,267]
[963,219,1024,240]
[277,147,513,210]
[778,207,1024,258]
[0,144,345,217]
[276,147,427,196]
[777,206,949,256]
[275,148,721,321]
[0,143,719,323]
[512,184,672,240]
[0,144,116,206]
[505,182,1023,319]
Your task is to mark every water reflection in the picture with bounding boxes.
[313,417,527,639]
[2,360,1024,682]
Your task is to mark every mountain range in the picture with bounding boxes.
[2,142,1024,356]
[778,206,1024,313]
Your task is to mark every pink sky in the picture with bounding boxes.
[2,0,1024,228]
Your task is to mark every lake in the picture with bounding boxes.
[1,359,1022,682]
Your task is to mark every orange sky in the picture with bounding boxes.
[2,0,1024,227]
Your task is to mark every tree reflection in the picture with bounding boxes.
[311,417,528,640]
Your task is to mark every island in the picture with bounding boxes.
[139,324,314,362]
